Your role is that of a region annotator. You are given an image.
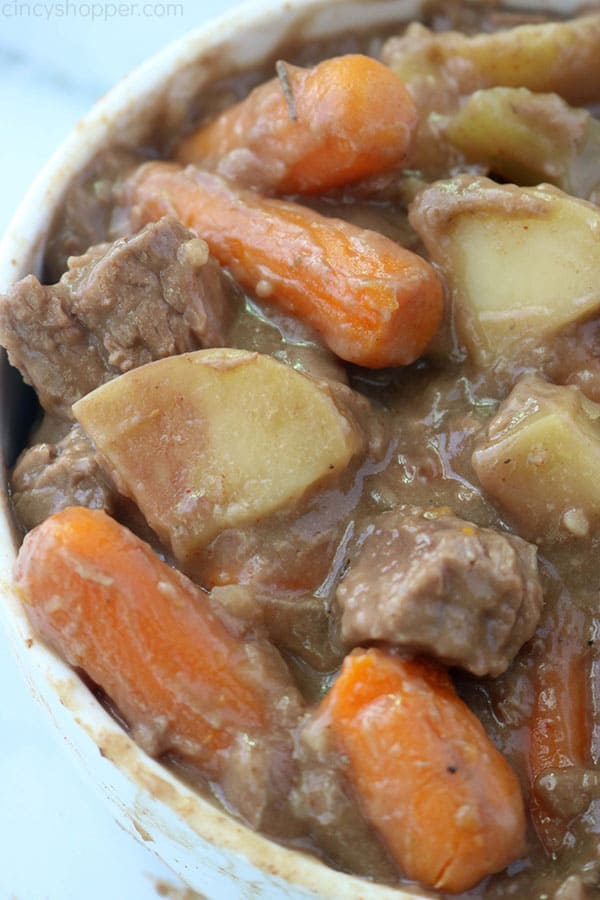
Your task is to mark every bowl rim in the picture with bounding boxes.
[0,0,427,897]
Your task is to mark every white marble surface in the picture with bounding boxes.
[0,2,245,898]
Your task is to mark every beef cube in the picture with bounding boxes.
[0,216,236,418]
[289,710,398,881]
[11,425,115,532]
[336,509,543,677]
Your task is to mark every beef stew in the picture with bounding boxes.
[3,3,600,898]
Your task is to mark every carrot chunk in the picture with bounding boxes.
[129,163,444,368]
[14,507,302,778]
[528,612,591,853]
[176,54,418,194]
[318,648,526,894]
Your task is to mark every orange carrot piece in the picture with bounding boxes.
[528,614,590,853]
[319,648,526,894]
[176,54,418,194]
[129,163,444,368]
[14,507,301,778]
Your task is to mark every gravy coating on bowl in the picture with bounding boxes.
[5,4,600,897]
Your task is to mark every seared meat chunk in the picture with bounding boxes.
[290,711,397,881]
[212,583,342,673]
[219,727,303,838]
[0,217,235,418]
[533,766,600,822]
[336,510,543,676]
[11,425,115,531]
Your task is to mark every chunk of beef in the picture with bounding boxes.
[0,217,236,419]
[289,711,397,881]
[219,727,303,838]
[211,583,342,673]
[336,510,543,677]
[11,425,115,532]
[534,766,600,822]
[167,585,307,838]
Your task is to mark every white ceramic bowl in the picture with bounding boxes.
[0,0,580,897]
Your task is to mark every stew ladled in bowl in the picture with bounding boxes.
[4,4,600,898]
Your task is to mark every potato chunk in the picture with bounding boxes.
[73,349,364,565]
[409,176,600,368]
[472,375,600,541]
[383,15,600,106]
[445,87,600,198]
[382,15,600,176]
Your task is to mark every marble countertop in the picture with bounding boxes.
[0,3,246,898]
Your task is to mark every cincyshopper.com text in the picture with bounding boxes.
[1,1,184,20]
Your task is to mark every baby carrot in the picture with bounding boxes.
[528,614,590,853]
[176,54,418,194]
[14,507,302,778]
[129,163,444,368]
[318,648,526,893]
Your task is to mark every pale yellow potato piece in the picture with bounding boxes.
[382,15,600,176]
[408,176,600,367]
[473,376,600,541]
[383,15,600,106]
[73,348,364,565]
[445,87,596,194]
